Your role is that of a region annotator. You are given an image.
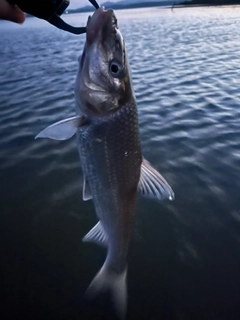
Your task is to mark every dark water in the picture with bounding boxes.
[1,6,240,320]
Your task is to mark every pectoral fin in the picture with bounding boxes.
[35,116,87,140]
[82,222,107,247]
[138,158,174,201]
[83,177,92,201]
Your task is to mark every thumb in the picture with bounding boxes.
[0,0,25,24]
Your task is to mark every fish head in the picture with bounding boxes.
[75,7,134,117]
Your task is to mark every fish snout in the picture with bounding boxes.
[86,8,116,45]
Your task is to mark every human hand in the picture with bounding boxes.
[0,0,25,23]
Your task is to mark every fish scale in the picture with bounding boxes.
[77,103,142,263]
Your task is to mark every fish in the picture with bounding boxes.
[35,7,174,319]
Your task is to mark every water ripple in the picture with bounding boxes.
[1,7,240,319]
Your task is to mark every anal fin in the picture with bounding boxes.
[82,222,107,247]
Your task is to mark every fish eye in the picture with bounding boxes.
[109,61,122,78]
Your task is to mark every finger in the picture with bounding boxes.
[0,0,25,23]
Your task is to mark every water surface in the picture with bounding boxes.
[1,6,240,320]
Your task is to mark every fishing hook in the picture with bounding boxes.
[6,0,100,34]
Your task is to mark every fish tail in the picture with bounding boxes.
[86,263,127,319]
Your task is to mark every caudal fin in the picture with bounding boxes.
[86,264,127,319]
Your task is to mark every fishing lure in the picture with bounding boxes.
[6,0,99,34]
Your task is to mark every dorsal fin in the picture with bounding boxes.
[138,158,174,201]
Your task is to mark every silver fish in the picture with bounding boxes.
[36,7,174,319]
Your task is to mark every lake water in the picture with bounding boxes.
[1,5,240,320]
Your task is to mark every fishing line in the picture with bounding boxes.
[88,0,100,9]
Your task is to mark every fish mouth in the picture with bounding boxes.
[86,7,118,45]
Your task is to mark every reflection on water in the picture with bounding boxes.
[1,6,240,320]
